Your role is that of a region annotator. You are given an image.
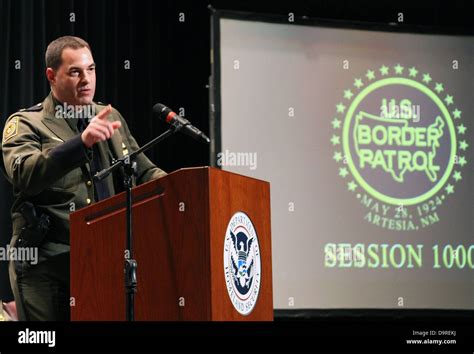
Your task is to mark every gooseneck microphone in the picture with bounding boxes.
[152,103,210,144]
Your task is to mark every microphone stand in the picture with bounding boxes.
[94,126,178,321]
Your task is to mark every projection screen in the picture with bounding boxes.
[212,13,474,310]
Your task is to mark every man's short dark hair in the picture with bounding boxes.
[45,36,91,70]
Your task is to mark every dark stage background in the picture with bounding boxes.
[0,0,471,302]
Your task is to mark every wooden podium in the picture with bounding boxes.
[70,167,273,321]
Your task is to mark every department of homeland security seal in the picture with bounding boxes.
[331,64,467,230]
[224,212,261,315]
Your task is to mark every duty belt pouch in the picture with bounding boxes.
[17,202,50,248]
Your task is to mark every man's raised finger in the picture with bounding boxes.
[96,104,112,120]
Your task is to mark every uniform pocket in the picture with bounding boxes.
[47,167,82,192]
[42,139,83,191]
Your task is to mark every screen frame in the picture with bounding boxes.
[209,8,474,318]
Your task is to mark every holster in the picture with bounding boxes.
[16,202,50,248]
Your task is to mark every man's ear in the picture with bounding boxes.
[46,68,56,85]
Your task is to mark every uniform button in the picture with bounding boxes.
[86,198,92,205]
[87,180,92,187]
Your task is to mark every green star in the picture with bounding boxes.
[348,181,357,192]
[434,83,444,93]
[445,184,454,195]
[331,135,340,145]
[336,102,346,113]
[457,124,466,135]
[453,171,462,182]
[422,73,432,84]
[354,78,364,89]
[332,118,342,129]
[333,151,343,162]
[339,167,349,178]
[458,156,467,167]
[444,95,453,105]
[379,65,389,76]
[459,140,468,151]
[408,67,418,77]
[452,108,461,119]
[394,63,404,74]
[365,70,375,80]
[343,89,354,100]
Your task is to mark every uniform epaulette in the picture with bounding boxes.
[19,103,43,112]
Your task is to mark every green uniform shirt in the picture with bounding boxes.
[1,93,166,252]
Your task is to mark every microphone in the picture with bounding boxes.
[153,103,210,144]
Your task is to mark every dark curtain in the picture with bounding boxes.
[0,0,212,301]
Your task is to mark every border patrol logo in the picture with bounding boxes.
[331,64,467,231]
[3,116,19,144]
[224,212,261,315]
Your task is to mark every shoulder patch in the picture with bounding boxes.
[3,116,20,143]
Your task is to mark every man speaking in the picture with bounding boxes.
[0,36,166,321]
